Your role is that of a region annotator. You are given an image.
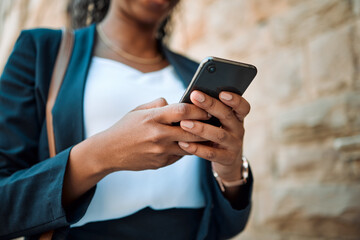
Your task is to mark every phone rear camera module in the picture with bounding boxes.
[207,64,216,73]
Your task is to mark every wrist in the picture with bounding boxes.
[72,134,113,177]
[212,156,249,192]
[211,158,243,182]
[63,137,111,206]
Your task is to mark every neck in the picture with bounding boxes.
[100,7,161,58]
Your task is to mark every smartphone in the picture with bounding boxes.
[179,56,257,127]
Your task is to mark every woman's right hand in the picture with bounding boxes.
[63,98,210,206]
[88,97,210,173]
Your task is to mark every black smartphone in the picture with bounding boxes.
[179,56,257,127]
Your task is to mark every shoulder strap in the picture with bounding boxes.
[46,28,74,158]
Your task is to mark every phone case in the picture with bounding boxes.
[179,57,257,126]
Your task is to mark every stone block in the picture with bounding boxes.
[171,0,284,59]
[307,24,354,96]
[269,0,353,45]
[275,92,360,142]
[333,135,360,181]
[275,137,360,183]
[334,135,360,151]
[276,141,338,180]
[244,47,304,108]
[333,150,360,182]
[255,183,360,238]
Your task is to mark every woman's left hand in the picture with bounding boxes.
[178,90,250,182]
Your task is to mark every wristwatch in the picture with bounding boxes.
[213,156,249,192]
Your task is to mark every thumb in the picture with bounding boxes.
[132,98,168,111]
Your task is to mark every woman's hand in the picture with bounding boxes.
[90,97,210,173]
[178,90,251,182]
[63,97,210,206]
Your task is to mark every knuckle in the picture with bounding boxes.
[144,110,156,123]
[174,104,188,117]
[206,150,216,160]
[195,123,205,134]
[207,98,216,110]
[216,131,227,142]
[149,127,165,143]
[224,109,234,120]
[157,97,168,107]
[151,145,166,155]
[191,144,199,154]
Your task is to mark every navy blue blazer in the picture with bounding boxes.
[0,24,252,240]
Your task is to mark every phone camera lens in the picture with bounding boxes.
[207,64,216,73]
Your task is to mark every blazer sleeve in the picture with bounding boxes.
[0,30,94,239]
[207,162,253,239]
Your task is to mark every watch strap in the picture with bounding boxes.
[213,156,249,192]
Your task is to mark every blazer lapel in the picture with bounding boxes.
[52,24,96,153]
[162,45,199,88]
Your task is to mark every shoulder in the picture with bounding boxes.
[17,28,62,46]
[20,28,61,39]
[162,46,199,84]
[9,28,62,63]
[164,47,199,68]
[167,49,199,64]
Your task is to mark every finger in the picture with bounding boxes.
[178,141,233,165]
[150,103,210,125]
[189,91,238,128]
[219,92,250,122]
[180,120,238,146]
[148,142,192,157]
[164,125,208,142]
[166,142,194,156]
[132,98,168,111]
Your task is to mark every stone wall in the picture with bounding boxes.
[170,0,360,239]
[0,0,68,71]
[1,0,360,239]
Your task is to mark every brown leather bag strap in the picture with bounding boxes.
[41,28,74,240]
[46,28,74,158]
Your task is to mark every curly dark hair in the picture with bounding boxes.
[67,0,170,41]
[67,0,110,29]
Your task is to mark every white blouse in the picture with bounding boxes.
[72,57,205,227]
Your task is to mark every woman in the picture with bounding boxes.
[0,0,253,239]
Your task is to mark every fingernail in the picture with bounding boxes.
[181,120,194,129]
[220,92,233,101]
[193,92,205,102]
[178,142,189,148]
[208,113,212,118]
